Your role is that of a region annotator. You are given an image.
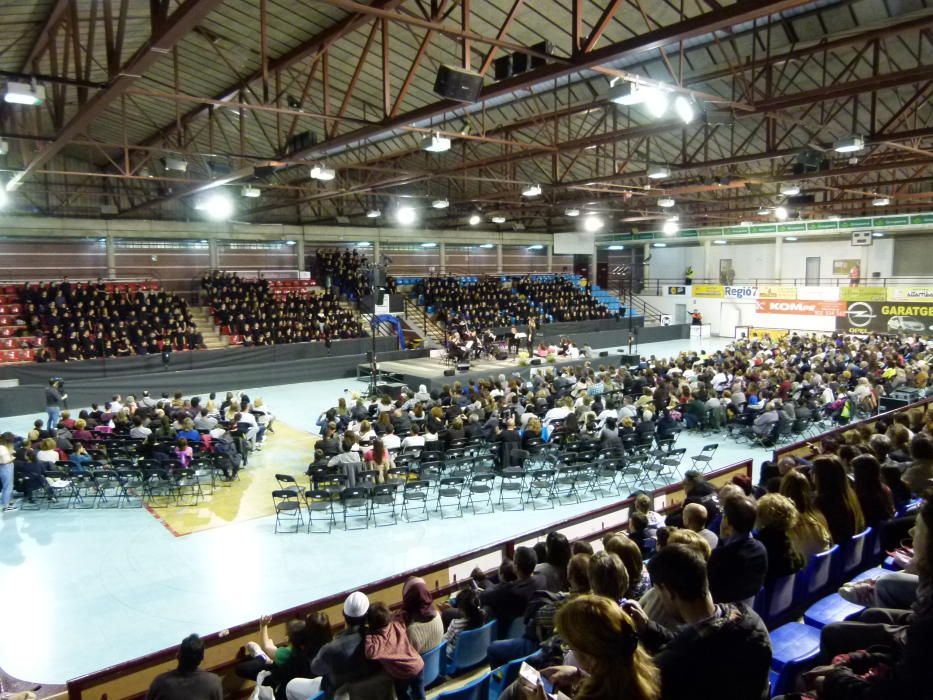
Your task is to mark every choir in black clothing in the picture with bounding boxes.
[202,271,364,346]
[23,278,203,362]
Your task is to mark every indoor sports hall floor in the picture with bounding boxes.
[0,336,774,686]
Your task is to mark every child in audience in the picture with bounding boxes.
[363,602,425,700]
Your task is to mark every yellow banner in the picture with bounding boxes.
[840,287,887,302]
[758,286,798,300]
[886,287,933,302]
[749,328,790,341]
[692,284,724,298]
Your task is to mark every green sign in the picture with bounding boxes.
[726,227,750,235]
[873,216,909,226]
[679,229,699,238]
[807,221,839,230]
[778,223,806,232]
[911,214,933,225]
[633,233,654,240]
[750,225,777,233]
[839,218,873,229]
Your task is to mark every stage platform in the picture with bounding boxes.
[358,350,637,392]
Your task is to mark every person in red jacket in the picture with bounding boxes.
[364,602,425,700]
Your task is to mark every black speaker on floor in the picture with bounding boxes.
[375,382,406,400]
[495,350,509,361]
[616,353,640,365]
[530,358,541,365]
[434,64,484,103]
[443,368,455,377]
[457,361,471,372]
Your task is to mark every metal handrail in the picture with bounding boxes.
[642,276,933,294]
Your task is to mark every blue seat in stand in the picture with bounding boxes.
[754,572,797,628]
[437,672,491,700]
[804,594,865,629]
[794,545,839,606]
[768,622,822,696]
[421,641,447,688]
[489,653,539,700]
[446,619,497,675]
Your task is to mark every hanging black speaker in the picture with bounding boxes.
[434,65,484,103]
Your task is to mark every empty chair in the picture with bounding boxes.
[402,480,429,522]
[275,473,301,495]
[420,641,447,689]
[803,593,865,629]
[526,468,556,510]
[70,472,100,509]
[690,444,718,472]
[370,484,398,526]
[117,469,146,508]
[836,528,872,583]
[753,572,797,629]
[341,487,371,530]
[92,470,124,508]
[436,477,466,518]
[173,468,203,507]
[304,489,336,533]
[498,467,526,510]
[768,622,822,696]
[550,466,580,504]
[435,671,490,700]
[272,489,304,533]
[445,619,497,676]
[466,473,495,514]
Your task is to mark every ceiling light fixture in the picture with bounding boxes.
[240,185,261,198]
[583,215,604,232]
[491,215,506,224]
[356,241,372,247]
[785,236,799,241]
[607,82,648,106]
[469,214,482,226]
[644,87,670,118]
[872,197,890,207]
[527,244,543,250]
[201,192,234,221]
[872,232,884,237]
[653,242,668,248]
[480,243,494,248]
[607,245,625,250]
[673,95,697,123]
[4,81,45,106]
[421,133,451,153]
[757,207,770,216]
[421,242,437,247]
[163,157,188,173]
[521,184,542,198]
[714,239,727,244]
[779,183,801,196]
[564,208,580,217]
[0,139,8,156]
[310,164,336,181]
[739,221,753,227]
[662,220,679,235]
[647,165,671,180]
[657,197,675,208]
[774,206,789,221]
[432,198,449,209]
[285,240,296,246]
[366,209,381,218]
[395,206,417,225]
[834,135,865,153]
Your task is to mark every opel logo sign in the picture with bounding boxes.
[846,301,876,328]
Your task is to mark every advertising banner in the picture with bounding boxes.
[840,287,887,302]
[748,328,790,341]
[666,286,687,296]
[756,299,847,317]
[798,286,840,301]
[758,286,798,300]
[724,285,758,300]
[837,301,933,334]
[692,284,724,298]
[886,287,933,302]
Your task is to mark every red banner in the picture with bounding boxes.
[756,299,847,317]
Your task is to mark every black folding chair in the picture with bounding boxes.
[272,489,304,533]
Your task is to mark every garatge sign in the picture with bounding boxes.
[836,300,933,334]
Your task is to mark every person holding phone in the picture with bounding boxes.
[504,595,659,700]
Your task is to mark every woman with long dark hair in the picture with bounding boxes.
[851,454,895,528]
[812,455,866,544]
[442,587,487,661]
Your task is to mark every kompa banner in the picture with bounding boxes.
[836,300,933,334]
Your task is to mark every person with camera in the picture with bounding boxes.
[45,378,67,432]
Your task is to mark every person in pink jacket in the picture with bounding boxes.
[364,602,425,700]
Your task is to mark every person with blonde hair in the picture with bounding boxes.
[780,469,832,557]
[755,493,805,583]
[507,595,660,700]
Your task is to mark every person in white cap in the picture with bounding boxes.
[310,591,380,698]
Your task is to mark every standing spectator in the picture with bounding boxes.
[45,378,67,431]
[0,433,15,512]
